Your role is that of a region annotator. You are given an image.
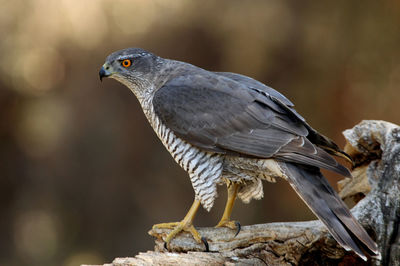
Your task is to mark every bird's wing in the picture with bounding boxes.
[216,72,353,164]
[153,72,350,176]
[214,72,297,108]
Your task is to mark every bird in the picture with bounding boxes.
[99,48,378,260]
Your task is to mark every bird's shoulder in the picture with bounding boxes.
[157,62,253,97]
[156,60,294,107]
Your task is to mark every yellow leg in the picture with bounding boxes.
[216,183,239,230]
[152,199,202,244]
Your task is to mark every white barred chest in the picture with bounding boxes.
[140,97,223,210]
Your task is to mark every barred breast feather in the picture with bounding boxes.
[141,96,223,211]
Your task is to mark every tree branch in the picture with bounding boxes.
[84,120,400,266]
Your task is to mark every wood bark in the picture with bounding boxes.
[84,120,400,266]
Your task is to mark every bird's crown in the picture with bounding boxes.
[105,48,155,63]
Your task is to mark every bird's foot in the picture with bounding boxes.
[152,199,204,249]
[152,220,202,244]
[152,222,180,229]
[215,219,241,237]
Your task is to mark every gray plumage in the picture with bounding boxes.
[99,48,378,260]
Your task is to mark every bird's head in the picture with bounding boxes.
[99,48,161,97]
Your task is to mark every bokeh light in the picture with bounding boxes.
[1,1,399,265]
[13,210,59,263]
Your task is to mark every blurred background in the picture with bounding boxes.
[1,0,400,265]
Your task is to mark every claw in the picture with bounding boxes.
[201,237,209,252]
[164,222,202,244]
[152,199,202,247]
[216,219,241,237]
[234,221,241,237]
[215,219,238,229]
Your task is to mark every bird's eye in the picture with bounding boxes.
[121,59,132,68]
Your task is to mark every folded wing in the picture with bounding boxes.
[153,72,350,176]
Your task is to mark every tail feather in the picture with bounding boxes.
[280,162,378,260]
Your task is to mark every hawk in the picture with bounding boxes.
[99,48,378,260]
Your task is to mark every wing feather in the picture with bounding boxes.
[153,72,348,175]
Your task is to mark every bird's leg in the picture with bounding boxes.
[215,182,240,233]
[152,199,202,244]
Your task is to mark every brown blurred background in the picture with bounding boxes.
[1,0,400,265]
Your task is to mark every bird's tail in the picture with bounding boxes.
[280,162,379,261]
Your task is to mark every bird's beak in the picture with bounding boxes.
[99,64,112,82]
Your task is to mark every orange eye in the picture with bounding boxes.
[121,59,132,68]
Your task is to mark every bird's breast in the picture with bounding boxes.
[141,97,223,210]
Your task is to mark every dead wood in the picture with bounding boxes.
[84,120,400,266]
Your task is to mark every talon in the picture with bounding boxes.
[164,223,202,244]
[216,219,241,237]
[187,224,202,243]
[234,221,241,237]
[152,199,202,246]
[201,237,209,252]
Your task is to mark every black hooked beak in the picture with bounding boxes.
[99,66,111,82]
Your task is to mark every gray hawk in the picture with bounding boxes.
[99,48,378,260]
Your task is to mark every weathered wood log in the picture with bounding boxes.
[84,120,400,266]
